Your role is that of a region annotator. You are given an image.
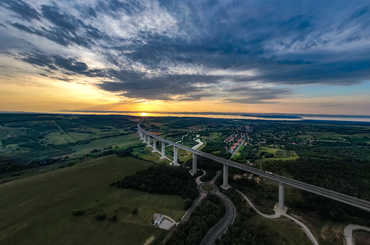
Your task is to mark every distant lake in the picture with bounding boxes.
[68,111,370,123]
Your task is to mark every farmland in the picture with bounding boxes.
[0,155,185,245]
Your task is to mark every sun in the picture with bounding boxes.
[140,112,149,117]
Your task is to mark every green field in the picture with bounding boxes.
[0,155,185,245]
[259,146,299,162]
[0,114,138,166]
[247,215,313,245]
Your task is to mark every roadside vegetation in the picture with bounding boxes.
[217,189,312,245]
[230,174,370,245]
[163,194,225,245]
[112,165,198,204]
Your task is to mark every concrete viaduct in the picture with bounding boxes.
[137,125,370,213]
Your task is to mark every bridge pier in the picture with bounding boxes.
[172,146,179,166]
[146,136,151,147]
[160,142,166,159]
[191,153,197,176]
[221,164,231,190]
[276,183,287,214]
[141,131,144,141]
[139,132,143,141]
[152,138,157,152]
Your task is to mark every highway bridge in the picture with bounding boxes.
[137,125,370,213]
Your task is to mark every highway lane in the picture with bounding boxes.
[138,125,370,212]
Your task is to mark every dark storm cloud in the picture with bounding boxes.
[9,3,105,47]
[0,0,40,21]
[21,51,220,100]
[2,0,370,103]
[41,5,79,32]
[21,52,89,74]
[98,71,222,100]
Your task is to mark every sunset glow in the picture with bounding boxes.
[0,0,369,115]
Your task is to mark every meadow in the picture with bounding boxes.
[0,155,185,245]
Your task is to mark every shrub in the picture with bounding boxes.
[72,209,85,216]
[132,208,139,216]
[108,215,118,222]
[95,213,106,221]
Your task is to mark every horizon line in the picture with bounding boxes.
[1,110,370,118]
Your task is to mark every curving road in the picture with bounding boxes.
[344,224,370,245]
[236,189,280,219]
[200,172,237,245]
[181,170,207,223]
[236,189,319,245]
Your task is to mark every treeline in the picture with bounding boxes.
[198,157,221,182]
[111,165,198,201]
[231,168,370,226]
[202,138,231,159]
[264,158,370,201]
[164,195,225,245]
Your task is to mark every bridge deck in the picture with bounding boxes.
[138,125,370,212]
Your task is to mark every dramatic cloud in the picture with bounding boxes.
[1,0,370,104]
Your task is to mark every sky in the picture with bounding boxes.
[0,0,370,115]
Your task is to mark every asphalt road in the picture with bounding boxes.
[200,172,237,245]
[344,224,370,245]
[230,138,245,159]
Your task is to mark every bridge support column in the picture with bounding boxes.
[146,136,151,147]
[172,146,179,166]
[221,164,231,190]
[160,142,166,159]
[276,183,287,214]
[152,139,157,152]
[191,153,197,176]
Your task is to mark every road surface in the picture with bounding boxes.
[181,170,207,223]
[192,138,204,150]
[236,189,319,245]
[230,138,245,159]
[344,224,370,245]
[200,172,237,245]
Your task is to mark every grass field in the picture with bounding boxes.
[69,133,140,157]
[259,146,299,162]
[0,155,185,245]
[247,215,312,245]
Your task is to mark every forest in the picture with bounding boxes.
[111,165,198,202]
[165,195,225,245]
